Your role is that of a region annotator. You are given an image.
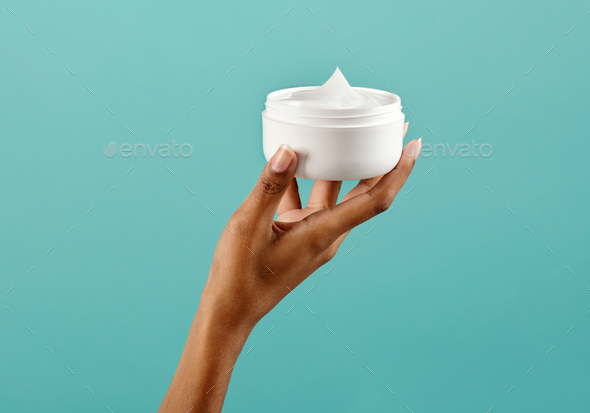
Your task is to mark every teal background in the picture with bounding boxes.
[1,0,589,412]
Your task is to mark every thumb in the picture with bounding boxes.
[244,144,298,222]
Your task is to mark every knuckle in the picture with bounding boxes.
[322,245,338,263]
[316,253,331,267]
[375,199,393,214]
[312,241,339,267]
[366,190,392,215]
[258,174,284,197]
[373,198,392,215]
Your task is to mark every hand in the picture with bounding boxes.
[201,123,419,328]
[159,123,420,413]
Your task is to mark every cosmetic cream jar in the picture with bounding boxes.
[262,69,405,181]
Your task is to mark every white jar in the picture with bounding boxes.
[262,69,405,181]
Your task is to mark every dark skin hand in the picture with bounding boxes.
[159,122,419,412]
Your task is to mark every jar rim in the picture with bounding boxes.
[265,86,402,118]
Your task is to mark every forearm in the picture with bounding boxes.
[158,302,253,413]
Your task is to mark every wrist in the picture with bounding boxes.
[194,299,254,349]
[199,276,261,334]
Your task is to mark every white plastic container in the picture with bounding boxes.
[262,69,405,181]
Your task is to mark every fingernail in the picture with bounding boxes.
[415,138,422,159]
[403,121,409,136]
[402,140,419,159]
[271,144,294,173]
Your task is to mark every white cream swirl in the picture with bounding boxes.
[277,67,391,109]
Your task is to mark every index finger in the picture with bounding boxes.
[303,138,421,248]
